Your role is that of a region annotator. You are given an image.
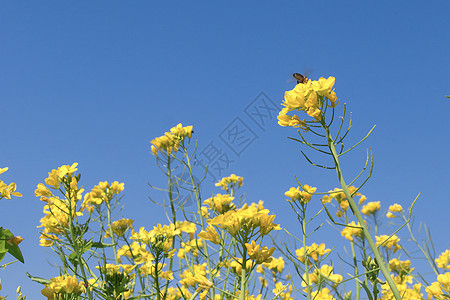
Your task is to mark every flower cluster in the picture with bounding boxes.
[215,173,243,192]
[82,180,124,211]
[40,275,86,299]
[150,123,193,156]
[296,243,331,265]
[207,201,280,237]
[0,167,22,200]
[278,76,338,128]
[341,221,364,242]
[361,201,381,215]
[376,234,401,253]
[436,249,450,270]
[386,204,404,218]
[426,272,450,300]
[285,184,317,204]
[36,163,84,247]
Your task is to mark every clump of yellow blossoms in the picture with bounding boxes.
[82,180,125,211]
[36,163,85,247]
[0,167,22,200]
[150,123,193,155]
[310,287,336,300]
[436,249,450,270]
[104,218,134,238]
[381,274,423,300]
[204,193,236,214]
[321,186,365,217]
[376,234,401,253]
[302,265,343,287]
[386,203,404,218]
[389,258,413,276]
[215,174,243,192]
[361,201,381,215]
[278,76,339,128]
[207,201,280,237]
[285,185,317,204]
[426,272,450,300]
[296,243,331,265]
[41,275,86,299]
[341,221,364,242]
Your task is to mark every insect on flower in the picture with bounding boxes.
[293,73,308,84]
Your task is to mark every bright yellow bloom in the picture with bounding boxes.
[376,234,401,253]
[245,241,275,264]
[0,168,22,200]
[105,218,134,238]
[82,180,124,209]
[177,239,203,259]
[424,273,450,300]
[272,281,294,299]
[208,202,280,237]
[198,226,221,245]
[389,258,413,275]
[285,185,316,204]
[310,287,336,300]
[278,76,337,128]
[204,193,235,214]
[387,203,404,218]
[361,201,380,215]
[436,249,450,270]
[41,275,86,299]
[215,174,243,192]
[230,258,255,275]
[296,243,331,264]
[263,256,285,273]
[341,221,364,242]
[150,124,193,156]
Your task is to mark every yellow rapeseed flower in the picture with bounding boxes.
[341,221,364,242]
[198,226,221,245]
[376,234,401,253]
[215,174,243,192]
[361,201,380,215]
[436,249,450,270]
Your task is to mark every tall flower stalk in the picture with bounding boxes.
[278,75,402,300]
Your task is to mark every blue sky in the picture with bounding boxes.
[1,1,449,297]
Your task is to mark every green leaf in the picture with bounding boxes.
[26,272,51,285]
[0,249,7,262]
[5,240,24,263]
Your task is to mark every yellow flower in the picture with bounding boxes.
[310,287,336,300]
[425,273,450,300]
[387,203,404,218]
[150,124,193,156]
[341,221,364,242]
[361,201,380,215]
[263,256,285,273]
[285,185,316,204]
[389,258,413,275]
[436,249,450,270]
[41,275,86,299]
[376,235,401,253]
[215,174,243,192]
[296,243,331,264]
[198,226,221,245]
[245,241,275,264]
[105,218,134,238]
[204,193,235,214]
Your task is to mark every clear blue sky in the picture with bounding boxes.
[1,1,449,297]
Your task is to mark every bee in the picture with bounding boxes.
[293,73,308,84]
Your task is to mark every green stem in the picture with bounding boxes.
[323,123,402,300]
[106,203,119,265]
[183,146,215,299]
[302,207,312,300]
